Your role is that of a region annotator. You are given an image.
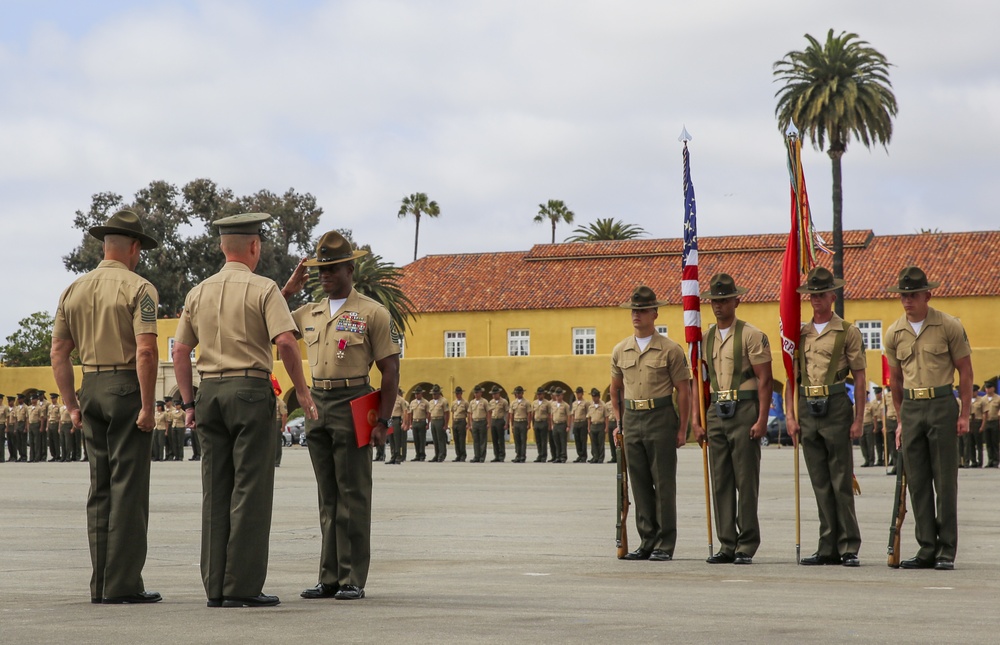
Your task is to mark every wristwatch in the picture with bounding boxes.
[181,401,195,411]
[376,417,390,427]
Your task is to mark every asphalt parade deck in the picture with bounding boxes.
[2,444,999,644]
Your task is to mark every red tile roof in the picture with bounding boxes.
[399,230,1000,312]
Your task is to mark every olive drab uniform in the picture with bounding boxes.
[170,404,185,461]
[611,333,692,555]
[885,306,971,565]
[0,400,7,463]
[704,319,771,560]
[531,396,551,462]
[549,398,569,463]
[862,398,884,467]
[571,396,589,463]
[509,395,531,463]
[488,395,510,462]
[27,400,42,462]
[408,397,430,461]
[291,287,400,591]
[981,392,1000,468]
[468,395,490,463]
[586,398,607,463]
[176,261,295,602]
[47,398,62,461]
[153,407,169,461]
[53,258,159,600]
[967,395,984,467]
[605,400,618,463]
[428,394,450,462]
[882,394,898,469]
[390,394,407,463]
[450,396,469,462]
[275,397,288,467]
[796,315,866,561]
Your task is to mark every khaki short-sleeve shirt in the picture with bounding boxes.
[170,407,185,428]
[970,397,983,420]
[863,399,879,424]
[883,398,897,420]
[392,395,406,418]
[154,410,170,430]
[408,398,429,421]
[705,320,770,392]
[48,403,61,423]
[275,398,288,421]
[175,262,295,373]
[53,259,159,367]
[587,401,607,424]
[292,288,400,381]
[451,398,469,420]
[429,397,449,419]
[532,399,551,421]
[15,405,27,423]
[27,405,41,424]
[0,404,8,425]
[489,397,509,419]
[469,397,489,420]
[571,399,588,422]
[800,314,866,387]
[610,333,692,400]
[984,395,1000,421]
[550,400,569,424]
[884,307,971,388]
[510,397,531,421]
[60,406,72,424]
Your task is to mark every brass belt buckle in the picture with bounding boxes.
[912,388,932,400]
[716,390,735,402]
[632,399,650,411]
[805,385,827,397]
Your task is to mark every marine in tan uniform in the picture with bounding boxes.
[428,385,450,462]
[27,394,43,462]
[979,381,999,468]
[531,388,551,463]
[407,388,430,462]
[468,387,490,463]
[965,386,983,468]
[549,389,570,463]
[280,229,400,601]
[50,209,161,603]
[45,393,61,461]
[605,399,618,464]
[783,268,866,567]
[173,212,315,608]
[571,386,589,463]
[508,386,531,463]
[692,274,772,566]
[152,401,168,462]
[450,387,469,462]
[611,286,692,561]
[488,386,510,462]
[389,388,407,464]
[14,395,28,462]
[274,395,288,467]
[878,386,898,473]
[586,388,607,463]
[0,394,7,463]
[169,399,186,461]
[884,266,973,570]
[861,394,882,467]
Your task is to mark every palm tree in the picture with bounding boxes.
[534,199,575,244]
[774,29,897,317]
[566,218,647,242]
[398,192,440,262]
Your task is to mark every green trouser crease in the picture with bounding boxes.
[411,420,427,460]
[589,423,606,462]
[490,419,506,461]
[552,422,568,461]
[430,418,447,461]
[533,422,549,460]
[471,420,488,461]
[28,423,41,461]
[707,399,762,557]
[985,420,999,465]
[861,423,875,465]
[512,421,528,460]
[573,421,588,460]
[623,406,678,554]
[79,371,152,599]
[196,377,276,600]
[451,419,467,460]
[885,418,898,466]
[306,384,373,588]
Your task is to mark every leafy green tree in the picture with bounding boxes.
[774,29,897,316]
[63,180,323,316]
[566,218,647,242]
[0,312,64,367]
[398,192,440,262]
[534,199,575,244]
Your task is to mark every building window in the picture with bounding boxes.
[655,325,668,337]
[573,327,596,356]
[508,329,530,356]
[856,320,882,350]
[167,337,195,362]
[444,331,466,358]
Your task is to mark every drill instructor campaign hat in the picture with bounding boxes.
[796,267,846,294]
[89,209,159,250]
[886,266,940,293]
[303,231,368,267]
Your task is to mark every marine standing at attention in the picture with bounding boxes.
[611,286,692,561]
[51,209,161,604]
[173,212,316,607]
[281,230,400,601]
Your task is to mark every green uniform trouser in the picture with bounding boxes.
[471,419,488,461]
[623,405,679,554]
[552,422,568,462]
[170,426,185,461]
[451,419,467,461]
[195,376,276,600]
[61,423,74,461]
[512,420,528,461]
[885,418,898,466]
[79,370,152,599]
[533,421,549,461]
[275,420,283,467]
[707,399,762,558]
[901,395,959,562]
[390,416,406,462]
[861,423,875,465]
[16,421,28,461]
[190,428,201,459]
[411,419,427,460]
[799,392,861,558]
[151,429,165,461]
[0,424,6,462]
[572,421,588,461]
[28,422,42,461]
[48,424,61,461]
[984,419,1000,466]
[306,384,374,588]
[430,418,447,461]
[490,419,506,461]
[965,421,982,466]
[589,422,606,462]
[607,418,618,463]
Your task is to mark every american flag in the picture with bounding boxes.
[681,140,702,374]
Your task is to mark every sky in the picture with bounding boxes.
[1,0,998,338]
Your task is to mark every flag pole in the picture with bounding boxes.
[793,351,801,564]
[695,354,713,559]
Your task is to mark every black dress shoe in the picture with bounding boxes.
[103,591,162,604]
[534,457,545,462]
[899,556,934,569]
[841,553,860,567]
[934,559,955,570]
[301,583,340,599]
[800,553,840,566]
[334,585,365,600]
[733,552,753,565]
[222,594,280,607]
[706,551,735,564]
[649,550,672,561]
[207,598,222,607]
[621,548,651,561]
[91,597,101,604]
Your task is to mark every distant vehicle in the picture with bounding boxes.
[406,426,452,443]
[762,414,792,447]
[285,417,306,446]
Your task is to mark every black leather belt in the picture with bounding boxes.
[710,390,756,402]
[625,396,672,411]
[903,385,953,400]
[798,383,847,397]
[312,376,370,390]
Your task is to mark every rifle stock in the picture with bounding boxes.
[887,456,907,568]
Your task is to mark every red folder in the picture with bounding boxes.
[350,389,390,448]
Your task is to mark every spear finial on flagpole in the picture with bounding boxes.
[679,126,693,143]
[785,123,799,138]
